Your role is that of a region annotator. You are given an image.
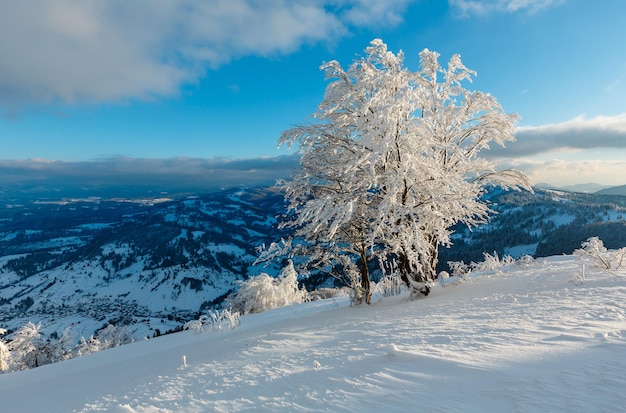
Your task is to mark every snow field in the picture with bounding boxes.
[0,255,624,412]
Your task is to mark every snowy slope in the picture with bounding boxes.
[1,254,624,413]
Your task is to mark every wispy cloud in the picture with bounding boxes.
[604,68,625,93]
[488,113,626,158]
[449,0,564,17]
[0,0,413,114]
[0,156,299,190]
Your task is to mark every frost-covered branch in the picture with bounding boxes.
[574,237,626,270]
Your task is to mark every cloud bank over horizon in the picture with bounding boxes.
[2,112,626,190]
[498,113,626,157]
[486,113,626,186]
[0,156,299,194]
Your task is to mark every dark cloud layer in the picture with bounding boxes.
[0,155,299,193]
[487,114,626,158]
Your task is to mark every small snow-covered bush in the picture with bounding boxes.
[209,308,241,331]
[574,237,625,270]
[448,260,471,279]
[96,324,133,350]
[448,251,520,282]
[373,273,404,298]
[229,261,308,314]
[516,255,535,268]
[6,322,44,370]
[0,328,9,372]
[76,336,102,357]
[569,263,587,286]
[308,288,341,301]
[184,308,240,334]
[1,321,141,374]
[472,251,515,272]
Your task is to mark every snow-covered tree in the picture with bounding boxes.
[7,322,44,370]
[575,236,626,270]
[76,335,102,357]
[0,328,9,372]
[277,39,531,299]
[96,324,132,350]
[46,327,75,363]
[229,261,308,314]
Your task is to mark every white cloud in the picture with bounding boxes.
[487,113,626,186]
[500,158,626,186]
[487,113,626,158]
[336,0,413,26]
[449,0,564,17]
[0,0,412,113]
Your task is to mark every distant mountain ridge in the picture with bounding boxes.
[535,182,613,193]
[596,184,626,196]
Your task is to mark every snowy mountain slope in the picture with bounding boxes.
[1,186,625,344]
[0,254,624,413]
[0,187,286,340]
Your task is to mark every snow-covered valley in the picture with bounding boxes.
[0,254,624,412]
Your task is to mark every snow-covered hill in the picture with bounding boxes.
[0,254,624,412]
[596,184,626,196]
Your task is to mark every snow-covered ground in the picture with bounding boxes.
[1,255,624,413]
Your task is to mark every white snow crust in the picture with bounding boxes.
[0,255,624,412]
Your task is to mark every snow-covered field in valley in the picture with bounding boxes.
[1,255,625,412]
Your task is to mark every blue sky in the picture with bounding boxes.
[1,0,626,188]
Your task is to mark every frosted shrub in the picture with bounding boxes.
[442,264,472,287]
[184,308,241,334]
[41,327,75,364]
[183,318,205,334]
[209,308,241,331]
[448,261,471,279]
[96,324,133,350]
[472,252,515,272]
[1,322,138,373]
[0,329,9,372]
[7,322,44,370]
[343,261,370,305]
[76,336,102,357]
[574,237,625,270]
[516,255,535,267]
[373,273,403,298]
[80,327,136,356]
[448,251,518,281]
[229,261,308,314]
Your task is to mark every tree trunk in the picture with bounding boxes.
[397,250,413,287]
[359,246,371,305]
[399,247,432,297]
[423,236,439,282]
